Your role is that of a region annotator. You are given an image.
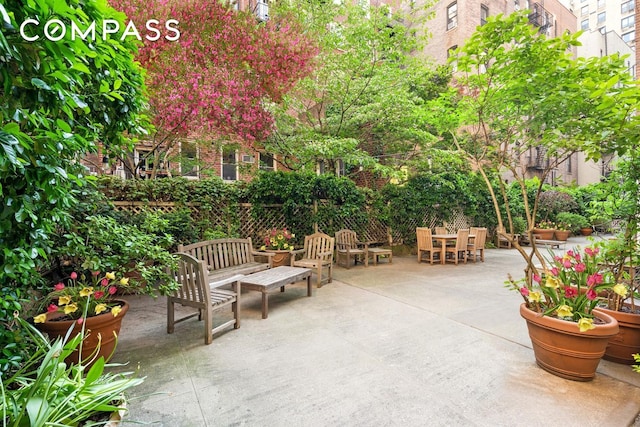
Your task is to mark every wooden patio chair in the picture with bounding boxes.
[290,232,335,287]
[495,225,520,249]
[445,228,469,265]
[467,227,487,262]
[416,227,438,264]
[335,229,368,268]
[167,252,241,345]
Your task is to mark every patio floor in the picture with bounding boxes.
[113,235,640,426]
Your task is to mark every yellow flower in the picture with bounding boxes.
[79,287,93,297]
[528,291,542,303]
[58,295,71,306]
[95,303,108,315]
[120,277,130,286]
[63,303,78,315]
[111,305,122,317]
[106,272,116,280]
[260,245,266,251]
[613,283,629,298]
[33,313,47,323]
[578,317,595,332]
[545,276,560,289]
[556,304,573,318]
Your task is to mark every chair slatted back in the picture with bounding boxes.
[335,229,359,250]
[455,229,470,251]
[303,232,335,261]
[435,226,447,235]
[416,227,433,250]
[170,252,210,307]
[473,228,487,249]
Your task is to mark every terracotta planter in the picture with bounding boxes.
[265,249,292,267]
[580,227,593,236]
[520,303,618,381]
[554,230,570,241]
[36,300,129,367]
[599,306,640,364]
[533,228,555,240]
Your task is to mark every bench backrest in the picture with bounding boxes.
[178,238,256,271]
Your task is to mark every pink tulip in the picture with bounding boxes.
[575,263,586,273]
[586,288,597,300]
[108,286,117,295]
[564,287,577,298]
[533,274,541,283]
[47,304,58,312]
[70,272,78,280]
[520,287,529,296]
[54,282,65,291]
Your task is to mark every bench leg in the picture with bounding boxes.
[167,299,175,334]
[306,275,312,297]
[262,291,269,319]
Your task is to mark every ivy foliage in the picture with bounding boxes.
[0,0,148,286]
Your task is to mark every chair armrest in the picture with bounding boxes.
[209,274,245,289]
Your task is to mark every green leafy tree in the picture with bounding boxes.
[0,0,148,285]
[427,12,640,280]
[265,0,448,179]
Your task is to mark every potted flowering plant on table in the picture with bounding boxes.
[259,228,296,267]
[33,271,130,367]
[508,245,625,381]
[533,220,556,241]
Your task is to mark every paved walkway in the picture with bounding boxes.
[113,235,640,426]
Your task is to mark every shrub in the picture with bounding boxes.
[537,190,579,221]
[555,212,589,234]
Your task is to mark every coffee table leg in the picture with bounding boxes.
[306,274,312,297]
[262,291,268,319]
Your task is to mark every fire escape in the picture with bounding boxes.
[528,2,553,35]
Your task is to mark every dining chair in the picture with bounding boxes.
[435,226,447,235]
[467,227,487,262]
[445,228,469,265]
[335,229,368,268]
[416,227,438,264]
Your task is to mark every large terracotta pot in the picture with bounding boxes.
[36,299,129,367]
[554,230,570,241]
[580,227,593,236]
[533,228,555,240]
[520,303,619,381]
[265,249,292,267]
[599,306,640,364]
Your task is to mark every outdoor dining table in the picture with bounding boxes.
[431,233,475,265]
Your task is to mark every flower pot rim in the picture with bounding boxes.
[519,303,619,336]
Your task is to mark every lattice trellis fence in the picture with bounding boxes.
[112,201,472,246]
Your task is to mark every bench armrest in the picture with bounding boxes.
[209,274,245,290]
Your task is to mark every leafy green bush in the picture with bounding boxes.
[555,212,589,234]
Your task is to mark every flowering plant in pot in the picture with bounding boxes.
[33,271,130,366]
[260,228,295,251]
[509,246,627,332]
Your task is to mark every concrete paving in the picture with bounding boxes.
[112,235,640,426]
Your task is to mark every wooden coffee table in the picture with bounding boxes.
[240,266,312,319]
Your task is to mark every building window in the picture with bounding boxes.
[597,12,605,24]
[566,155,572,173]
[180,141,198,178]
[259,152,275,172]
[581,19,589,30]
[222,147,237,181]
[621,0,634,14]
[580,5,588,15]
[597,0,605,8]
[446,2,457,30]
[622,31,635,43]
[622,15,635,29]
[480,5,489,26]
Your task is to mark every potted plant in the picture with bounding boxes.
[553,222,571,241]
[533,219,556,241]
[259,228,296,267]
[33,270,130,367]
[555,212,588,236]
[507,245,624,380]
[1,316,143,425]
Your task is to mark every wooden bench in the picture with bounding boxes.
[178,238,273,282]
[533,239,563,249]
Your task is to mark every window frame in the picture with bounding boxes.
[446,2,458,31]
[221,147,238,181]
